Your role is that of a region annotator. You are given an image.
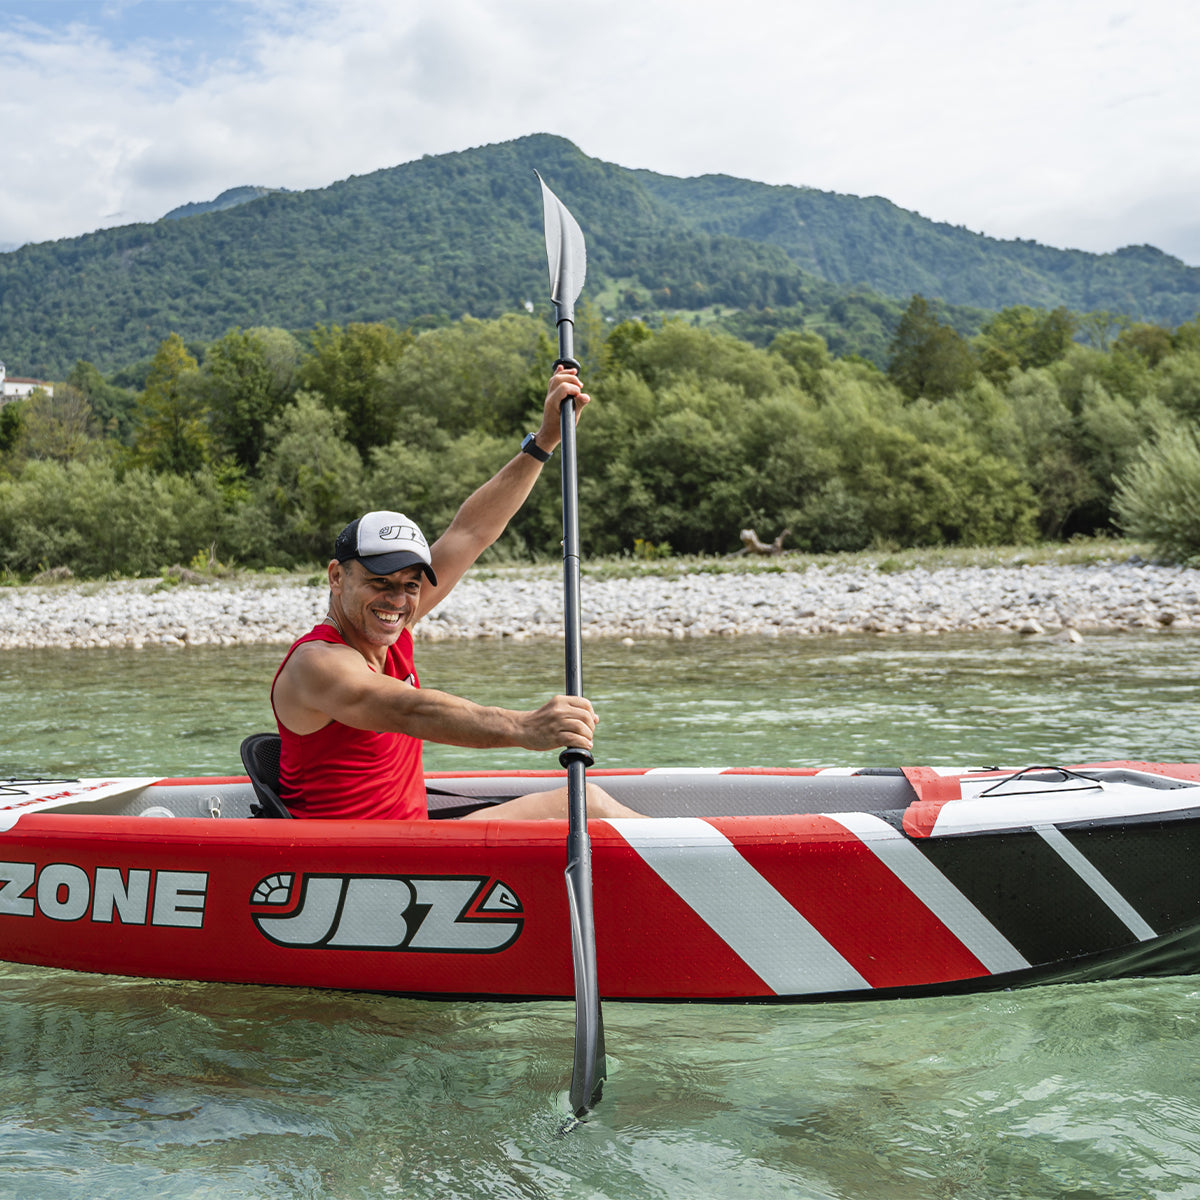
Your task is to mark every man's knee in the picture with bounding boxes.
[583,783,643,818]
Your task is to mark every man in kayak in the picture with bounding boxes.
[270,365,644,821]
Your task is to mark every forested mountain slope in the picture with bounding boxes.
[1,133,1195,378]
[634,169,1198,321]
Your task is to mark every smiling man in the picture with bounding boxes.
[269,366,643,822]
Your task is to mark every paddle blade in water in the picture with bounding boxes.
[565,843,606,1116]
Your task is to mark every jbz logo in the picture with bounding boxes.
[250,872,522,953]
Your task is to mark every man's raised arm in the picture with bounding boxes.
[415,366,590,618]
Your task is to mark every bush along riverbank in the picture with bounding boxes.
[1,544,1197,650]
[8,312,1200,581]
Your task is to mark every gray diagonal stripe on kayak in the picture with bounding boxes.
[1034,823,1157,941]
[608,818,870,995]
[826,812,1031,975]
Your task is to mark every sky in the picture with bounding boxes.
[1,0,1198,264]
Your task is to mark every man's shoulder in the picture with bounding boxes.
[281,634,359,681]
[292,633,356,659]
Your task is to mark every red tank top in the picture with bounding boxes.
[271,623,427,820]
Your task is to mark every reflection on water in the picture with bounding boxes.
[2,629,1200,1198]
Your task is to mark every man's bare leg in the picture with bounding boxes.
[458,782,645,820]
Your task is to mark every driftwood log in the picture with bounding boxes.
[738,528,791,556]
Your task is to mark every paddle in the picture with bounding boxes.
[535,170,607,1119]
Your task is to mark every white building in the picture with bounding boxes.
[0,361,54,403]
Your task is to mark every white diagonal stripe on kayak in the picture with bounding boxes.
[1034,824,1157,941]
[607,818,870,995]
[826,812,1031,975]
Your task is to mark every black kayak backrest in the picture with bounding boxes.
[239,732,294,819]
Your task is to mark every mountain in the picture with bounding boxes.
[1,133,1197,379]
[632,170,1200,318]
[162,186,286,222]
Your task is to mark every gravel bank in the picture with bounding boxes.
[2,560,1199,650]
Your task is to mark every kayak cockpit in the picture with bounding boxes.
[6,763,1200,826]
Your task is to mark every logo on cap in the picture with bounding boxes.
[378,522,426,547]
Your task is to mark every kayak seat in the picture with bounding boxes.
[240,733,294,819]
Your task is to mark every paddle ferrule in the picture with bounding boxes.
[552,317,579,374]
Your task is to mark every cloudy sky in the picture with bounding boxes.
[2,0,1198,263]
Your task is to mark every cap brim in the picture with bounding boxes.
[355,551,438,586]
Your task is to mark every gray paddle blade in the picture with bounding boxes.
[535,171,587,324]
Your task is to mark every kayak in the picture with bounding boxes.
[2,760,1198,1001]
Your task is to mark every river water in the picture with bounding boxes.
[1,630,1199,1199]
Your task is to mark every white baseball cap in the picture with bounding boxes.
[334,511,437,584]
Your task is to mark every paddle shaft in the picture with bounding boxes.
[555,323,606,1118]
[535,168,606,1119]
[557,334,586,706]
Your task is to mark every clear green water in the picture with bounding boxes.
[1,631,1199,1199]
[3,629,1200,777]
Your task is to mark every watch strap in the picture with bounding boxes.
[520,432,552,462]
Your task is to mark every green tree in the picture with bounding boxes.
[297,323,413,459]
[1003,368,1093,537]
[1173,316,1200,353]
[1153,350,1200,422]
[128,333,211,474]
[365,431,541,557]
[768,329,832,399]
[570,296,607,375]
[1076,379,1168,494]
[624,322,799,399]
[583,395,743,554]
[1051,342,1150,415]
[66,360,139,442]
[599,319,653,376]
[736,391,833,514]
[10,385,97,464]
[1078,310,1130,352]
[0,401,24,460]
[236,393,365,565]
[201,326,300,471]
[834,413,1036,547]
[887,295,978,400]
[1113,322,1174,368]
[975,305,1077,381]
[376,314,550,442]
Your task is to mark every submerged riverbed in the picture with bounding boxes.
[2,630,1199,1199]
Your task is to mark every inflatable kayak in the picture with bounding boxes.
[2,759,1198,1001]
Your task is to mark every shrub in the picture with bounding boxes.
[0,459,225,577]
[1114,427,1200,562]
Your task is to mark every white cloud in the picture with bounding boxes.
[1,0,1198,266]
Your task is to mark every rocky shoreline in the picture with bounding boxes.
[1,559,1199,650]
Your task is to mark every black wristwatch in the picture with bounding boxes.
[520,432,552,463]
